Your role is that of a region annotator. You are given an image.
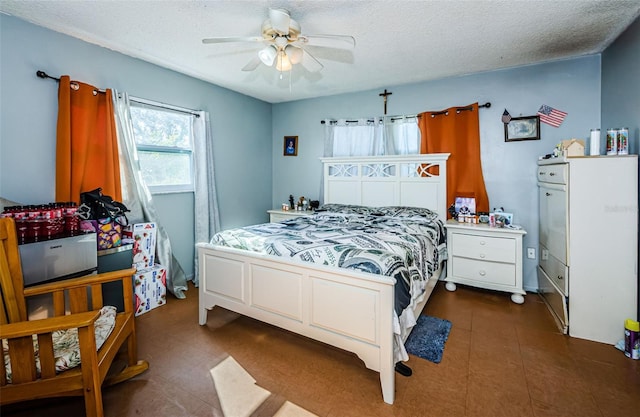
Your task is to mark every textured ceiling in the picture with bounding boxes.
[2,0,639,103]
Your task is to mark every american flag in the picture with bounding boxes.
[537,104,567,127]
[501,109,512,124]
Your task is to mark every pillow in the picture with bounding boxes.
[317,204,437,220]
[3,306,117,383]
[315,204,382,216]
[376,206,438,220]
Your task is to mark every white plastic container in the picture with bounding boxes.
[589,129,600,156]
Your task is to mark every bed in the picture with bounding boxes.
[197,154,450,404]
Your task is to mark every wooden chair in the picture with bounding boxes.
[0,217,148,417]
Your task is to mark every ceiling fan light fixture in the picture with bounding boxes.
[285,45,303,65]
[276,51,292,72]
[203,8,354,76]
[258,45,277,66]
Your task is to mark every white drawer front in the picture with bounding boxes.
[538,246,568,296]
[537,266,568,332]
[451,257,516,287]
[270,213,290,223]
[537,164,567,185]
[451,233,515,263]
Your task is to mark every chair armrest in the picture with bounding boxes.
[0,310,101,339]
[23,268,137,297]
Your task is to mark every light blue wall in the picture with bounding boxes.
[3,13,636,293]
[0,15,273,280]
[272,57,602,291]
[602,16,640,318]
[602,17,640,155]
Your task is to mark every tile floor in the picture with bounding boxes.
[3,281,639,417]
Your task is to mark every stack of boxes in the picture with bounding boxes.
[123,222,167,316]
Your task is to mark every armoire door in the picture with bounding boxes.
[538,183,567,265]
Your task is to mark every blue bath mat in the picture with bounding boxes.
[405,315,452,364]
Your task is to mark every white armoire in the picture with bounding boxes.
[537,155,638,345]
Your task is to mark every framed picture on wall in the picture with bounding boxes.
[504,116,540,142]
[283,136,298,156]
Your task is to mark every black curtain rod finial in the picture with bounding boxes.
[36,70,60,82]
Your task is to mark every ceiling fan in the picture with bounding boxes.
[202,8,355,73]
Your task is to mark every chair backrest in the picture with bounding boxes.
[0,217,28,324]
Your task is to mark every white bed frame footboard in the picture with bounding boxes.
[198,244,399,402]
[198,154,449,405]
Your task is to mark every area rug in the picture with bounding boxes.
[405,315,452,364]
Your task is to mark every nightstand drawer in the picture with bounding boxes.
[450,233,516,263]
[451,257,516,286]
[270,213,293,222]
[267,209,310,223]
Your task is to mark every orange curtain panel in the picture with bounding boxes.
[418,102,489,217]
[55,75,122,204]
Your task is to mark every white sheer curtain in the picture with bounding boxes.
[112,91,188,299]
[325,118,385,157]
[323,116,420,157]
[193,110,220,287]
[384,116,420,155]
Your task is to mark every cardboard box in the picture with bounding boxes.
[133,264,167,316]
[124,222,157,270]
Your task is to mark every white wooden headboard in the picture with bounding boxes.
[321,154,450,220]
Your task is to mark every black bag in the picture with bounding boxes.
[78,188,129,224]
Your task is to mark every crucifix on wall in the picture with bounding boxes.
[379,89,392,115]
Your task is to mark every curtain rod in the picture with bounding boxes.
[36,70,200,119]
[321,102,491,124]
[36,70,106,94]
[321,114,420,125]
[129,96,201,118]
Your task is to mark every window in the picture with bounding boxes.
[129,100,195,193]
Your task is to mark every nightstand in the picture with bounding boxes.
[445,220,527,304]
[267,209,311,223]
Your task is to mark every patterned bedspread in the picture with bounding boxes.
[211,204,447,316]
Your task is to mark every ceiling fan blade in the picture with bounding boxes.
[241,56,262,72]
[297,35,356,49]
[268,8,291,35]
[300,50,323,73]
[202,36,263,44]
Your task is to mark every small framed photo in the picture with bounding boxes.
[283,136,298,156]
[490,212,513,227]
[454,197,476,215]
[505,116,540,142]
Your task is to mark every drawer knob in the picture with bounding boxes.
[545,192,551,196]
[479,253,486,259]
[539,172,545,175]
[479,241,486,245]
[557,275,563,280]
[549,172,556,176]
[479,270,486,276]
